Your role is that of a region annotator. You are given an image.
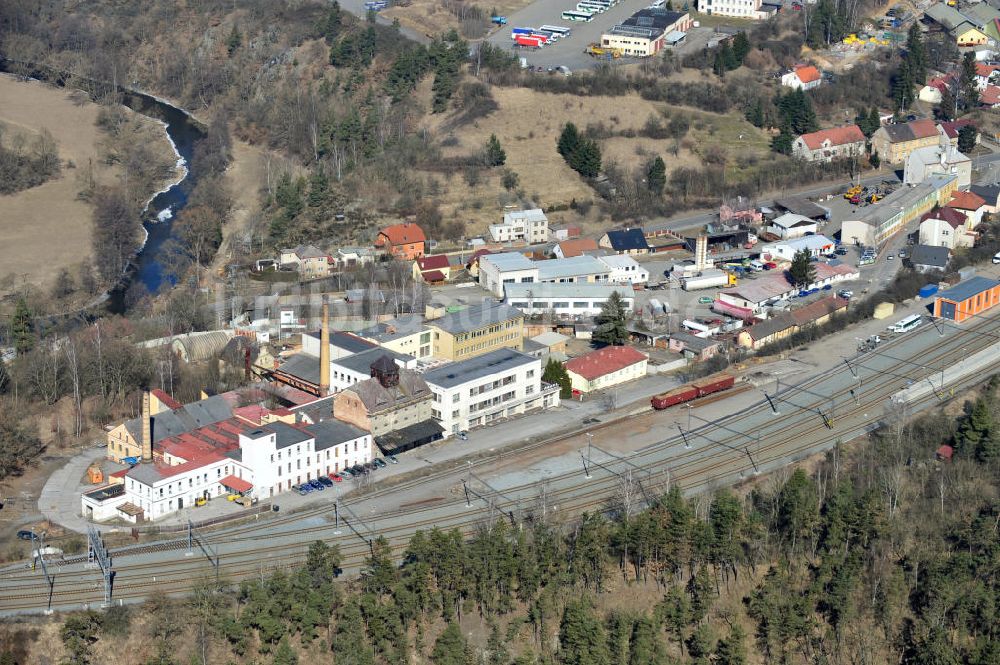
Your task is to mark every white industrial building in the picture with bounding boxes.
[598,255,649,284]
[537,255,611,284]
[478,252,538,297]
[767,213,819,239]
[504,283,635,316]
[760,235,835,261]
[489,209,549,244]
[423,349,559,435]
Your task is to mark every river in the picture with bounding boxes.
[0,58,204,315]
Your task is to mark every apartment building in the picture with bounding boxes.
[489,208,550,244]
[428,302,525,361]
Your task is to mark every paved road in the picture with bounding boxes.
[3,303,999,613]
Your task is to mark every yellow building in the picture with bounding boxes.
[600,9,692,57]
[427,302,524,361]
[954,25,988,46]
[870,119,941,164]
[357,316,433,359]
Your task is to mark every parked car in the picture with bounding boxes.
[765,262,777,270]
[457,431,469,440]
[351,464,366,475]
[317,476,334,487]
[373,458,387,469]
[822,284,832,290]
[387,455,399,464]
[329,473,344,482]
[340,469,353,478]
[297,485,311,495]
[838,289,854,299]
[309,479,325,491]
[887,254,894,260]
[994,251,1000,264]
[697,296,713,304]
[835,248,848,255]
[16,530,36,541]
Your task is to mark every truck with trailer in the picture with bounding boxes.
[651,373,736,410]
[511,27,536,38]
[514,35,544,48]
[681,269,731,291]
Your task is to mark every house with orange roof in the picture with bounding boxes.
[554,237,600,258]
[781,64,822,91]
[919,206,976,249]
[948,190,988,227]
[564,346,648,394]
[375,222,426,260]
[792,124,866,162]
[412,254,453,283]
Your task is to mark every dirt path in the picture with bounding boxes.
[0,75,174,297]
[211,139,269,276]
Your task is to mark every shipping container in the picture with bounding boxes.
[651,385,699,410]
[918,284,939,299]
[691,373,736,397]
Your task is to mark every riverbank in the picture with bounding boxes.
[0,74,180,302]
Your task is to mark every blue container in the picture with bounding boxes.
[918,284,938,298]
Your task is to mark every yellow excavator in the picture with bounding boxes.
[585,43,622,58]
[844,184,863,200]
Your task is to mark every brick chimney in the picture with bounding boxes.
[141,390,153,462]
[319,296,330,396]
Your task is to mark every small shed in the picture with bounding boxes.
[936,444,954,461]
[86,464,104,485]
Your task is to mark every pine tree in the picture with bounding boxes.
[745,98,765,128]
[961,52,979,109]
[226,24,242,55]
[542,358,573,399]
[558,122,581,159]
[893,59,914,112]
[486,621,509,665]
[646,156,666,194]
[484,134,506,167]
[870,150,881,169]
[868,107,881,136]
[906,23,926,87]
[431,623,467,665]
[559,600,610,665]
[572,139,602,178]
[716,626,748,665]
[11,297,33,355]
[958,124,978,154]
[732,31,751,64]
[272,637,297,665]
[771,126,794,155]
[958,398,993,454]
[939,84,957,121]
[685,624,714,665]
[593,291,629,346]
[789,249,817,288]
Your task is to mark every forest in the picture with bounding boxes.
[3,378,998,665]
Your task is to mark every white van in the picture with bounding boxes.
[993,251,1000,264]
[749,260,765,271]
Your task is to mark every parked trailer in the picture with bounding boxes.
[511,27,535,38]
[539,24,572,36]
[681,270,729,291]
[651,385,699,410]
[514,35,543,48]
[528,32,551,43]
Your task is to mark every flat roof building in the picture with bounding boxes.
[504,283,635,317]
[841,176,957,247]
[601,9,693,57]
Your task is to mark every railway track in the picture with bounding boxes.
[1,313,996,612]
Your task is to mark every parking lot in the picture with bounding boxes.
[485,0,709,71]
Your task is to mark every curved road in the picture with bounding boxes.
[2,310,998,613]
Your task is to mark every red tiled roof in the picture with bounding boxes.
[378,223,426,246]
[938,119,974,139]
[982,85,1000,106]
[564,346,647,381]
[788,296,848,326]
[921,206,967,228]
[975,63,1000,78]
[417,254,450,271]
[949,191,987,211]
[233,405,270,424]
[910,118,939,139]
[422,270,446,283]
[220,475,253,492]
[798,124,865,151]
[151,389,182,410]
[557,238,600,257]
[794,65,821,83]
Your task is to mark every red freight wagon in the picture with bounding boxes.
[651,385,698,410]
[691,373,735,397]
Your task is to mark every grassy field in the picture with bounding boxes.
[381,0,533,40]
[0,75,175,299]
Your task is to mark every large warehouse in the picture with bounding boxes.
[601,9,692,57]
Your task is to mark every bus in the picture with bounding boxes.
[561,9,594,20]
[577,2,606,12]
[539,24,572,37]
[587,0,615,7]
[888,314,922,334]
[535,29,561,41]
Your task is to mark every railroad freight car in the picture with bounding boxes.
[650,373,735,410]
[650,385,698,410]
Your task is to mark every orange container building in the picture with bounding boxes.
[933,276,1000,323]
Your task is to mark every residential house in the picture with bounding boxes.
[375,222,426,260]
[554,238,599,258]
[760,234,835,261]
[334,247,375,270]
[423,349,557,435]
[667,332,722,360]
[982,85,1000,107]
[969,183,1000,213]
[478,251,538,297]
[949,190,988,227]
[551,225,582,241]
[698,0,763,20]
[489,208,550,244]
[938,119,978,146]
[903,142,971,189]
[278,245,330,278]
[564,346,648,394]
[908,244,951,273]
[870,119,941,164]
[792,125,865,162]
[919,207,975,249]
[599,228,650,255]
[920,75,957,103]
[333,356,440,450]
[504,283,635,316]
[426,301,525,361]
[412,254,452,283]
[598,255,650,285]
[781,64,822,90]
[768,213,819,239]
